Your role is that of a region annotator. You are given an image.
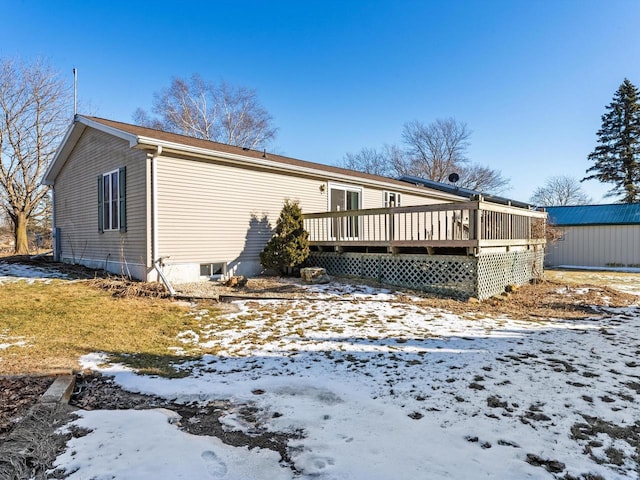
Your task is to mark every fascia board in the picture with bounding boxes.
[77,116,139,147]
[43,116,139,185]
[134,137,465,202]
[42,121,85,185]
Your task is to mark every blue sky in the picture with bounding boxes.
[2,0,639,203]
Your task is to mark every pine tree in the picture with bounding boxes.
[260,199,310,275]
[583,78,640,203]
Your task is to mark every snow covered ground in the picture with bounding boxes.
[0,260,68,284]
[548,267,640,297]
[2,259,636,477]
[54,282,640,480]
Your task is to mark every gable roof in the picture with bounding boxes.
[546,204,640,226]
[43,116,465,202]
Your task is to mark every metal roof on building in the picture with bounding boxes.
[546,203,640,226]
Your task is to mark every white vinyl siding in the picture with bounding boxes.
[154,157,454,271]
[545,225,640,267]
[155,156,327,265]
[53,129,148,277]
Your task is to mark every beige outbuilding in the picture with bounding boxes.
[545,204,640,269]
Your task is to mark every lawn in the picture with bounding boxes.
[1,261,640,479]
[0,279,223,376]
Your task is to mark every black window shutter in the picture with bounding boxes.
[119,166,127,232]
[98,174,104,233]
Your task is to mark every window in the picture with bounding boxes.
[384,191,401,207]
[98,167,126,233]
[200,262,227,279]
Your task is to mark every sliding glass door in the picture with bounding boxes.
[329,185,361,239]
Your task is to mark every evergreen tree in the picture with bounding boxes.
[583,78,640,203]
[260,199,310,275]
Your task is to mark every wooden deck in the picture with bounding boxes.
[303,198,547,254]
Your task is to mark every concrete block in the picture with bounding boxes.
[39,375,75,404]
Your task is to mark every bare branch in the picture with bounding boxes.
[530,175,592,206]
[135,75,277,149]
[0,57,71,253]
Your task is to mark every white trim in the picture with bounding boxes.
[134,137,464,203]
[43,121,84,185]
[78,116,139,146]
[327,182,363,240]
[44,117,139,185]
[383,190,402,208]
[326,182,363,211]
[47,115,464,203]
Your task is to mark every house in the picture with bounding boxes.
[545,204,640,268]
[43,115,471,285]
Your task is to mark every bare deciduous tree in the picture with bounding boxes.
[341,145,401,177]
[398,118,471,182]
[457,164,510,194]
[530,175,592,206]
[134,75,277,149]
[341,118,509,194]
[0,58,71,254]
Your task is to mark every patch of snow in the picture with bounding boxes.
[0,339,27,350]
[0,332,28,353]
[64,283,640,479]
[0,261,68,284]
[556,265,640,274]
[53,409,292,480]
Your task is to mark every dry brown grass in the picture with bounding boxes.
[0,280,220,376]
[1,259,637,377]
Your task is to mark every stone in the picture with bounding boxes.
[225,275,247,288]
[300,267,331,284]
[39,375,75,404]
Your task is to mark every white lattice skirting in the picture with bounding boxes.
[307,250,544,300]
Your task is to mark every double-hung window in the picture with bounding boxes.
[384,191,401,208]
[98,167,126,233]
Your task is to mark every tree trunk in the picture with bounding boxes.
[13,212,29,255]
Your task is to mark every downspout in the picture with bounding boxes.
[50,187,58,261]
[151,145,176,296]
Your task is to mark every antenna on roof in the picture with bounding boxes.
[262,148,267,158]
[73,68,78,116]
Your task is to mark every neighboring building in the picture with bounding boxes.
[545,204,640,268]
[43,115,467,284]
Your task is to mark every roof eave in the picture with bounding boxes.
[43,116,139,185]
[134,137,466,202]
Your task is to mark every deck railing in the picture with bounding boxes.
[302,199,547,251]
